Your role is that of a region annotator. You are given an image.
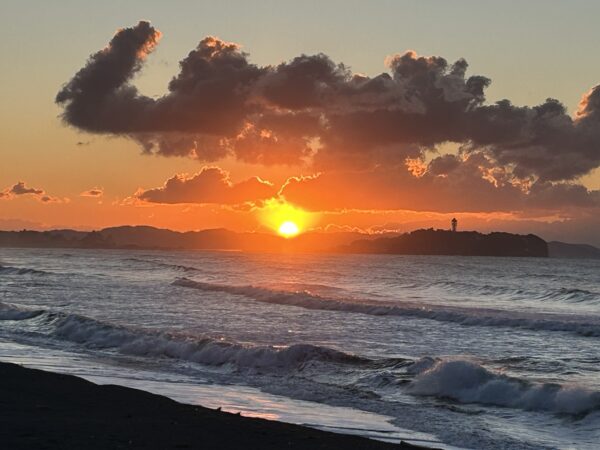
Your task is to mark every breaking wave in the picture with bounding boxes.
[2,301,598,417]
[407,357,600,415]
[174,278,600,337]
[0,302,365,370]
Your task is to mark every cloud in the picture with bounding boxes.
[279,156,600,214]
[80,187,104,198]
[57,22,600,181]
[56,21,600,218]
[135,167,276,205]
[39,195,65,204]
[1,181,66,203]
[10,181,44,195]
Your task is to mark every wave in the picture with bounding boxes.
[122,257,200,273]
[0,265,48,276]
[426,281,600,304]
[174,278,600,337]
[536,288,600,304]
[407,357,600,415]
[0,302,44,320]
[2,301,598,418]
[0,302,366,370]
[427,280,529,298]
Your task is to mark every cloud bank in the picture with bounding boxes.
[57,22,600,180]
[279,160,600,213]
[58,21,600,219]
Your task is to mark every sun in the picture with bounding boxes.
[258,199,319,237]
[278,220,300,238]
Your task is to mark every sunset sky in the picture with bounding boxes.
[1,0,599,245]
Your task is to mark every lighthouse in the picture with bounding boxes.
[451,218,457,232]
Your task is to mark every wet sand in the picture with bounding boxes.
[0,362,435,449]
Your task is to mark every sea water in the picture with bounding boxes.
[0,248,599,449]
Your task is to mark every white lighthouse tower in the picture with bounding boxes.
[451,217,457,232]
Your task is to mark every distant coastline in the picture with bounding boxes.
[337,229,548,257]
[1,225,598,258]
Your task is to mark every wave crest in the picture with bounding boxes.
[408,357,600,415]
[5,304,366,370]
[0,302,44,320]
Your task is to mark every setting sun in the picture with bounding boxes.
[258,199,319,237]
[278,220,299,238]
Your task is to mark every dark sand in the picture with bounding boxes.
[0,362,435,449]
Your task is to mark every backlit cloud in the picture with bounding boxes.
[279,158,600,214]
[56,22,600,181]
[56,21,600,218]
[135,167,276,205]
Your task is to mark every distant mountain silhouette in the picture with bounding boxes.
[0,226,368,253]
[0,225,578,258]
[548,241,600,259]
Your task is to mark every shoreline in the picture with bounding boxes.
[0,362,435,449]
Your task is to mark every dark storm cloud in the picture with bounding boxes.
[136,167,276,205]
[57,22,600,210]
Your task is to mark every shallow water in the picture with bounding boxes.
[1,248,599,449]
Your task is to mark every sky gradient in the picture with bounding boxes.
[1,0,599,245]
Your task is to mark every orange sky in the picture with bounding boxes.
[1,17,599,246]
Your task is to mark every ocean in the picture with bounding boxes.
[1,248,599,449]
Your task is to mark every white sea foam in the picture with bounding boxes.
[174,278,600,337]
[408,357,600,415]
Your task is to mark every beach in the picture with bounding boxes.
[0,362,430,449]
